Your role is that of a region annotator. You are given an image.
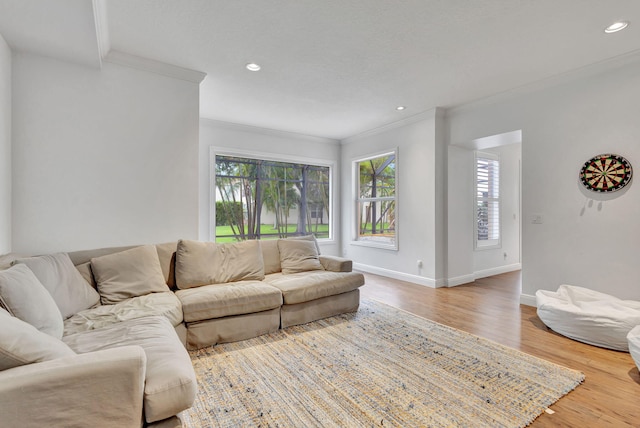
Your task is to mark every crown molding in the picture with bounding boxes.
[200,118,341,146]
[341,108,442,145]
[104,50,207,84]
[447,48,640,117]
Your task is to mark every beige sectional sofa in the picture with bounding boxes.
[0,236,364,427]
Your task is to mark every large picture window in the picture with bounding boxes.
[354,150,397,248]
[475,151,500,249]
[214,155,330,243]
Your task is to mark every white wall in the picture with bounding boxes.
[447,55,640,302]
[12,53,201,253]
[447,142,521,285]
[0,34,10,254]
[341,109,446,286]
[199,119,341,255]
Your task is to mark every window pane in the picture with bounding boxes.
[215,155,330,242]
[359,154,396,198]
[358,199,396,244]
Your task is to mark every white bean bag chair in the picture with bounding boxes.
[536,285,640,351]
[628,326,640,371]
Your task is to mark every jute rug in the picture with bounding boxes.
[182,300,584,427]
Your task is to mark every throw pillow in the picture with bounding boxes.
[285,234,321,254]
[91,245,170,305]
[0,264,64,338]
[14,253,100,319]
[0,307,75,371]
[175,239,265,289]
[277,239,324,274]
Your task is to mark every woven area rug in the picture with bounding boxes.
[182,300,584,427]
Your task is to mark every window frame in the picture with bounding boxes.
[474,151,501,250]
[210,147,335,243]
[351,148,399,251]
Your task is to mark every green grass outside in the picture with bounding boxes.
[359,222,394,235]
[215,224,329,243]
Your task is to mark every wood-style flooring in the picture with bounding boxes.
[359,271,640,427]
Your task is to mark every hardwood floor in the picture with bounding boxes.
[359,271,640,427]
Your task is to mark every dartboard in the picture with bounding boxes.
[579,154,632,193]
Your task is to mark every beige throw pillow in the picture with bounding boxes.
[286,234,321,254]
[14,253,100,319]
[91,245,170,305]
[0,307,75,371]
[277,239,324,274]
[0,264,64,338]
[175,239,265,289]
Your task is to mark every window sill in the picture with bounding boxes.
[351,240,398,251]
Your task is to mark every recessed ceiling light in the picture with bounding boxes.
[396,106,406,111]
[604,21,629,33]
[246,63,261,71]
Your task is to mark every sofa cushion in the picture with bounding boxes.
[155,242,178,287]
[63,316,197,423]
[0,264,64,338]
[63,291,184,336]
[265,271,365,305]
[0,307,75,371]
[175,281,282,322]
[286,234,321,253]
[278,239,324,274]
[0,253,30,271]
[175,239,265,289]
[75,262,95,288]
[14,253,100,319]
[260,239,281,274]
[91,245,170,305]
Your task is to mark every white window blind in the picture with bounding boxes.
[475,152,500,248]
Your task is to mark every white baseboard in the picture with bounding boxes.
[355,262,522,291]
[446,274,476,287]
[474,263,522,280]
[353,263,446,288]
[519,293,537,307]
[446,263,522,287]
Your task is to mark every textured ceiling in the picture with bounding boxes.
[2,1,640,139]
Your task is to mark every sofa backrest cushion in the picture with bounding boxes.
[91,245,170,305]
[0,264,64,339]
[277,239,324,274]
[260,240,281,274]
[285,234,321,254]
[75,262,96,288]
[13,253,100,320]
[155,242,178,287]
[0,307,75,371]
[67,242,177,287]
[175,239,265,289]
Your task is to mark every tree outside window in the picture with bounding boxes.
[214,155,330,243]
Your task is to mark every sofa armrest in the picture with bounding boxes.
[0,346,147,428]
[319,255,353,272]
